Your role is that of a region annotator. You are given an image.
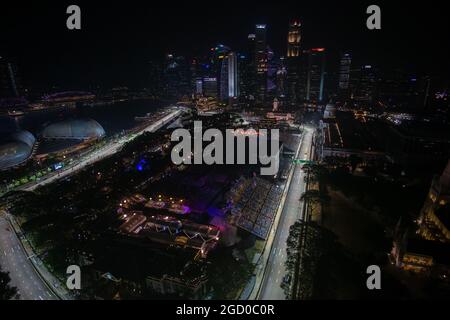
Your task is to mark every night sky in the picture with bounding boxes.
[1,0,449,91]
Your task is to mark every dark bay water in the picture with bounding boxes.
[0,100,165,137]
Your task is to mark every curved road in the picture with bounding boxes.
[0,108,183,300]
[0,215,57,300]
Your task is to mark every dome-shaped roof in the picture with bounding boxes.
[42,119,105,140]
[0,130,36,170]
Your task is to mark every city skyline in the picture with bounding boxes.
[1,1,449,303]
[1,1,449,91]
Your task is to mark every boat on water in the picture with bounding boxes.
[7,110,26,117]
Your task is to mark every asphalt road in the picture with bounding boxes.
[0,215,57,300]
[259,127,314,300]
[0,109,182,300]
[21,108,182,192]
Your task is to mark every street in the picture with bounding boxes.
[0,108,183,300]
[0,215,57,300]
[258,126,314,300]
[21,108,182,192]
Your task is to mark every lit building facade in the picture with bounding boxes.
[306,48,326,103]
[338,53,352,90]
[418,160,450,242]
[227,52,239,98]
[255,24,268,103]
[286,20,302,106]
[202,77,218,98]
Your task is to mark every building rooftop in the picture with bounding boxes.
[324,111,385,152]
[42,118,105,140]
[407,238,450,266]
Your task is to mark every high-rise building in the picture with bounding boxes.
[195,78,203,95]
[0,57,24,98]
[255,24,268,103]
[349,65,377,102]
[163,54,190,99]
[242,34,257,101]
[227,52,239,99]
[238,53,250,99]
[266,47,277,100]
[276,62,287,99]
[220,56,229,101]
[209,44,231,101]
[219,51,239,101]
[202,77,218,98]
[286,20,302,106]
[338,53,352,91]
[287,20,301,58]
[305,48,326,103]
[358,65,377,102]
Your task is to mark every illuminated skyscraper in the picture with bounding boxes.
[220,52,239,101]
[286,20,302,105]
[287,20,301,58]
[338,53,352,90]
[202,77,218,98]
[211,44,231,101]
[242,34,257,101]
[227,52,239,98]
[220,55,229,101]
[306,48,326,102]
[356,65,377,102]
[266,47,277,100]
[163,54,190,99]
[255,24,268,103]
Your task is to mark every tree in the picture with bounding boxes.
[302,164,328,184]
[0,267,18,300]
[300,190,330,214]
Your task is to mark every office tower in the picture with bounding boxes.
[202,77,218,98]
[195,78,203,95]
[210,44,231,100]
[276,60,287,99]
[238,53,250,99]
[220,56,229,101]
[190,59,199,95]
[306,48,326,103]
[348,64,377,102]
[219,52,239,101]
[358,65,377,102]
[0,57,24,98]
[243,34,257,101]
[338,53,352,90]
[286,20,301,106]
[163,54,190,99]
[287,20,301,58]
[266,47,277,100]
[255,24,268,103]
[227,52,239,98]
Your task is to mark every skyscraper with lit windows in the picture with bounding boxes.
[255,24,268,103]
[227,52,239,99]
[338,53,352,91]
[306,48,326,103]
[286,20,301,106]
